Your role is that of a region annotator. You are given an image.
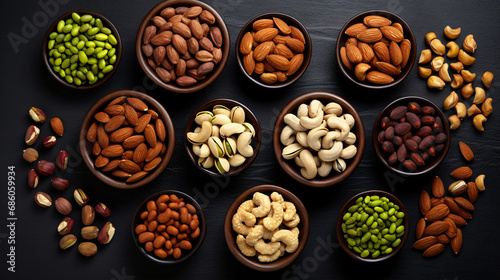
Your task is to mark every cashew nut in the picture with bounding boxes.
[290,227,300,237]
[229,154,246,167]
[278,242,286,256]
[263,227,278,240]
[270,192,284,203]
[340,145,357,159]
[271,230,299,253]
[192,144,201,156]
[284,113,307,132]
[254,238,281,255]
[300,110,324,129]
[282,202,296,221]
[297,103,309,119]
[211,114,231,126]
[341,113,355,129]
[252,192,271,218]
[194,111,213,125]
[187,120,212,144]
[232,211,255,235]
[307,127,328,151]
[246,225,264,246]
[237,200,255,213]
[296,131,309,148]
[236,235,256,257]
[318,160,333,177]
[258,248,281,262]
[283,213,300,228]
[220,123,245,138]
[313,155,321,167]
[318,141,343,162]
[309,99,324,118]
[344,132,357,146]
[323,113,338,122]
[242,122,256,137]
[198,156,214,168]
[294,156,304,167]
[230,106,245,124]
[280,125,296,146]
[237,131,254,157]
[263,202,284,231]
[324,102,343,115]
[321,130,341,149]
[282,143,303,160]
[473,114,487,131]
[327,117,350,141]
[208,136,224,158]
[299,149,318,180]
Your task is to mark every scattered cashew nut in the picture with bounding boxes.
[251,192,271,218]
[237,235,256,257]
[271,229,299,253]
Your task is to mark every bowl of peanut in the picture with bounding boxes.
[136,0,230,93]
[336,10,416,89]
[235,13,312,88]
[224,184,309,271]
[132,190,206,264]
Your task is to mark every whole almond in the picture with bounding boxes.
[95,155,109,168]
[123,104,139,126]
[102,159,120,172]
[419,190,431,215]
[146,141,163,162]
[97,125,109,149]
[119,159,142,174]
[357,28,383,43]
[184,6,202,18]
[431,176,445,198]
[151,33,172,46]
[345,23,368,37]
[290,26,306,44]
[195,50,213,62]
[254,27,278,43]
[459,208,472,220]
[451,228,462,254]
[285,38,305,53]
[188,20,204,40]
[274,44,294,60]
[50,117,64,136]
[287,54,304,76]
[424,220,449,236]
[156,67,172,83]
[110,127,134,143]
[412,236,438,250]
[212,47,222,64]
[123,135,145,150]
[82,205,95,226]
[260,72,278,84]
[101,145,125,158]
[153,46,166,65]
[252,19,274,31]
[87,122,98,143]
[172,22,191,38]
[358,42,375,63]
[430,197,444,208]
[176,75,197,87]
[199,37,214,52]
[144,157,162,171]
[144,124,157,148]
[243,51,256,75]
[467,182,478,203]
[446,213,467,227]
[450,166,473,179]
[444,217,458,239]
[133,143,148,164]
[199,10,215,24]
[416,218,426,240]
[366,71,394,84]
[458,142,474,161]
[424,204,450,221]
[126,171,149,183]
[400,39,412,68]
[380,26,404,42]
[151,16,167,28]
[273,17,291,34]
[436,233,450,244]
[373,42,391,63]
[239,32,253,55]
[171,34,188,55]
[210,27,223,48]
[143,25,157,44]
[375,62,400,76]
[363,15,391,27]
[389,41,403,66]
[104,116,125,132]
[104,105,125,116]
[253,41,274,62]
[340,46,354,70]
[346,44,363,64]
[454,197,474,212]
[155,119,166,142]
[266,54,290,71]
[422,243,445,257]
[444,196,461,214]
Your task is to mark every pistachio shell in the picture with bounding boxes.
[242,122,256,137]
[207,136,224,158]
[224,137,237,157]
[195,111,214,125]
[213,105,230,117]
[282,143,304,160]
[333,158,346,172]
[215,157,230,173]
[230,106,245,124]
[229,154,246,167]
[198,156,215,168]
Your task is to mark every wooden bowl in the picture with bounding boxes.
[42,10,122,89]
[235,13,312,88]
[336,190,409,262]
[136,0,230,93]
[224,184,309,271]
[336,10,416,89]
[273,91,366,187]
[184,98,261,176]
[79,89,175,189]
[373,96,451,176]
[132,190,206,263]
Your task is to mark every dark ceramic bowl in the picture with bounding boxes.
[235,13,312,88]
[184,98,261,177]
[273,91,366,187]
[136,0,230,93]
[79,89,175,189]
[43,10,122,89]
[132,190,206,263]
[337,190,409,262]
[373,96,451,176]
[224,184,309,271]
[336,10,416,89]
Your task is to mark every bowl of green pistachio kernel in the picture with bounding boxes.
[43,10,122,89]
[337,190,409,262]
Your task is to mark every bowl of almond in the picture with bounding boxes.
[79,89,175,189]
[336,10,416,89]
[235,13,312,88]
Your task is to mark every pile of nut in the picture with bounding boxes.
[376,101,446,172]
[187,104,256,174]
[418,26,494,131]
[135,193,201,260]
[340,15,412,84]
[141,5,224,86]
[86,95,168,183]
[413,142,486,257]
[239,17,306,84]
[232,192,300,263]
[280,99,357,179]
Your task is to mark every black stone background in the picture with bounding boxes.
[1,0,499,279]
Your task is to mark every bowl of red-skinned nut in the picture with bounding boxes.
[132,190,206,264]
[136,0,230,93]
[373,96,451,176]
[224,184,309,272]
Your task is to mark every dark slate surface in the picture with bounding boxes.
[1,0,499,279]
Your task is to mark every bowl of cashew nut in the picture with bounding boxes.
[273,91,366,187]
[224,184,309,272]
